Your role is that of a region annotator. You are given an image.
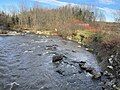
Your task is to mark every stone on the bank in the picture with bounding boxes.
[107,66,113,70]
[103,71,113,77]
[108,58,113,64]
[105,79,116,87]
[103,71,109,75]
[77,45,81,48]
[111,55,114,58]
[85,48,94,53]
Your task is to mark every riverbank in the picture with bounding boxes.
[61,29,120,89]
[27,29,120,89]
[58,29,120,89]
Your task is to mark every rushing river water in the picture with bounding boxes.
[0,34,104,90]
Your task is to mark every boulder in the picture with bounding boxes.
[103,71,113,77]
[77,45,81,48]
[80,65,87,70]
[10,82,19,90]
[107,66,114,70]
[108,58,113,64]
[52,54,63,62]
[91,70,102,79]
[85,67,94,73]
[79,61,89,71]
[79,61,86,67]
[37,54,42,56]
[72,50,76,53]
[103,71,109,76]
[56,70,64,76]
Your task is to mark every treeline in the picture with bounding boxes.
[0,11,10,29]
[0,5,105,31]
[14,5,96,30]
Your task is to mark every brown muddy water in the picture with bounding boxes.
[0,34,105,90]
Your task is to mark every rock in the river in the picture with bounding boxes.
[10,82,19,90]
[80,65,87,70]
[85,67,94,73]
[79,61,86,67]
[37,54,42,56]
[72,50,76,53]
[52,54,63,62]
[56,70,64,76]
[79,61,88,71]
[46,45,57,51]
[92,70,102,79]
[80,65,102,79]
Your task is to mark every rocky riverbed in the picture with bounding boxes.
[0,34,117,90]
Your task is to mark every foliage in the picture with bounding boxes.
[4,5,98,31]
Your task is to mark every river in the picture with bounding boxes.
[0,34,104,90]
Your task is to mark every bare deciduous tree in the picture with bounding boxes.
[114,9,120,23]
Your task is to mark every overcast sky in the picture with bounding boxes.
[0,0,120,22]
